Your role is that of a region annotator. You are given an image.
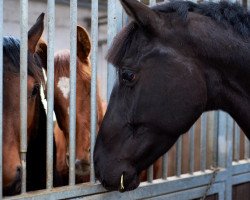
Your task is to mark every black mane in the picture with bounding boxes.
[3,36,44,84]
[107,1,250,67]
[153,0,250,37]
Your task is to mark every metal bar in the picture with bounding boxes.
[162,153,168,179]
[69,0,77,186]
[234,122,240,162]
[116,0,123,32]
[107,0,117,100]
[244,136,250,159]
[149,0,156,6]
[200,114,207,171]
[90,0,98,184]
[176,136,182,176]
[217,111,227,168]
[46,0,55,189]
[20,0,28,193]
[5,170,229,200]
[225,115,233,200]
[189,125,195,174]
[0,0,3,197]
[213,111,219,167]
[147,165,153,183]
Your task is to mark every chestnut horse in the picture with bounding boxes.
[2,13,58,195]
[94,0,250,192]
[52,26,103,185]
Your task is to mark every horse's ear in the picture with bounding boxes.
[28,13,45,54]
[120,0,159,30]
[77,25,91,62]
[36,38,47,70]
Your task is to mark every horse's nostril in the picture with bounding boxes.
[75,159,81,168]
[16,166,22,177]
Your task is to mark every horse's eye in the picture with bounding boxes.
[121,70,136,83]
[31,84,40,98]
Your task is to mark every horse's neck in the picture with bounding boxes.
[201,33,250,138]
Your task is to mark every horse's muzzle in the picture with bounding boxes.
[3,166,22,196]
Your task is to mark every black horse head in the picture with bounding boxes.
[94,0,250,192]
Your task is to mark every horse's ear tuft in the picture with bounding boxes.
[77,25,91,62]
[119,0,159,30]
[28,13,45,54]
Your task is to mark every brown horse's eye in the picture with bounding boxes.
[121,70,136,83]
[30,84,40,98]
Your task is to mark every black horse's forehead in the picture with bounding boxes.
[107,23,155,69]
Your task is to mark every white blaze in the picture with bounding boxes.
[57,77,70,99]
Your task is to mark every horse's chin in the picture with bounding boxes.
[3,177,21,196]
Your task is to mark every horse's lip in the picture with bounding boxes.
[99,173,140,192]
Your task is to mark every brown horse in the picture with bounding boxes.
[2,13,58,195]
[52,26,104,184]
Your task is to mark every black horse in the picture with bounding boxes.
[94,0,250,192]
[2,13,58,195]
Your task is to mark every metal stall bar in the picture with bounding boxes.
[69,0,77,186]
[244,136,250,159]
[234,123,240,162]
[162,153,168,179]
[20,0,28,193]
[176,136,182,177]
[213,112,218,167]
[0,0,3,197]
[90,0,98,184]
[189,125,195,174]
[200,114,207,171]
[46,0,55,189]
[218,111,232,200]
[225,115,233,200]
[107,0,117,101]
[149,0,156,5]
[146,0,156,183]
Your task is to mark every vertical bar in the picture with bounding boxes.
[189,125,195,174]
[200,114,207,171]
[147,166,153,183]
[0,0,3,197]
[217,111,227,168]
[107,0,117,100]
[225,115,233,200]
[90,0,98,184]
[149,0,156,6]
[176,136,182,177]
[46,0,55,189]
[116,0,123,32]
[213,111,219,167]
[162,153,168,179]
[146,0,154,175]
[234,123,240,162]
[244,136,250,159]
[20,0,28,193]
[69,0,77,186]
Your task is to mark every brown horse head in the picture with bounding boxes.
[3,13,45,195]
[50,26,103,183]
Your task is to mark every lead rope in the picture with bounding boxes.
[200,167,220,200]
